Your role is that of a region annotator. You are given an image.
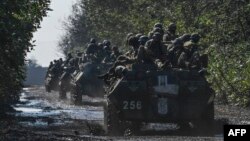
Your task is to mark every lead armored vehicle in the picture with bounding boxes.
[103,64,215,135]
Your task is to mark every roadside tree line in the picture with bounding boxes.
[59,0,250,106]
[0,0,51,113]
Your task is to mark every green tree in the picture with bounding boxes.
[0,0,51,112]
[60,0,250,106]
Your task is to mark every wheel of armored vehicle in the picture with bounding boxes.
[191,102,214,135]
[104,100,124,136]
[178,102,214,135]
[59,85,66,99]
[58,79,66,99]
[70,85,82,105]
[104,99,141,136]
[45,78,51,92]
[45,85,51,92]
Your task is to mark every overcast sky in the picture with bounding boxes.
[27,0,78,67]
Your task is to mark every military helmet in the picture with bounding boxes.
[153,27,162,33]
[154,23,163,29]
[191,33,200,43]
[128,36,139,46]
[135,33,143,39]
[98,43,103,47]
[180,34,191,42]
[103,40,107,44]
[152,32,162,41]
[103,45,111,51]
[67,53,72,58]
[173,38,183,47]
[126,33,134,42]
[127,33,134,38]
[168,23,177,31]
[103,40,111,46]
[90,38,96,43]
[138,35,149,45]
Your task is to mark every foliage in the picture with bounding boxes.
[59,0,250,106]
[0,0,51,109]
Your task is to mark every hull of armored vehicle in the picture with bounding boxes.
[70,62,111,104]
[104,69,215,135]
[45,73,60,92]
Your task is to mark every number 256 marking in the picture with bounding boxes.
[123,101,142,110]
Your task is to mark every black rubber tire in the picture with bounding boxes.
[203,102,214,122]
[45,85,51,93]
[193,102,215,136]
[59,88,66,99]
[59,81,67,99]
[70,85,82,105]
[127,122,142,136]
[104,100,124,136]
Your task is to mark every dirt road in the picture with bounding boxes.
[1,86,249,141]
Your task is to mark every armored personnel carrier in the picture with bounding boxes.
[103,64,215,135]
[70,62,112,104]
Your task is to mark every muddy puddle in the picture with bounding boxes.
[4,86,232,140]
[11,88,103,128]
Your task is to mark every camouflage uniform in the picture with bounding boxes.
[144,32,167,63]
[148,23,164,39]
[86,38,98,56]
[65,53,73,65]
[167,34,191,52]
[109,46,122,62]
[98,35,140,82]
[163,23,178,44]
[137,35,149,63]
[177,34,201,69]
[167,38,184,67]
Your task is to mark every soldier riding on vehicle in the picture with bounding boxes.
[163,23,178,44]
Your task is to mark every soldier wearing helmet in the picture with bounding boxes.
[137,35,149,63]
[138,35,149,46]
[124,35,140,58]
[167,38,184,67]
[103,40,111,48]
[105,46,122,63]
[86,38,98,56]
[180,34,191,43]
[167,33,191,52]
[144,32,167,63]
[184,33,200,58]
[154,23,163,29]
[178,33,202,69]
[65,53,73,64]
[148,23,164,39]
[163,23,178,43]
